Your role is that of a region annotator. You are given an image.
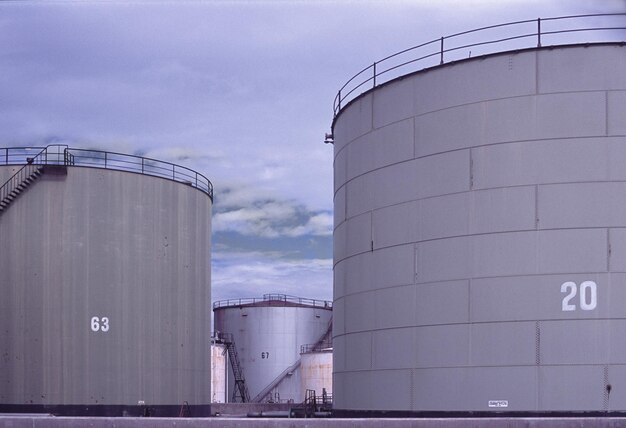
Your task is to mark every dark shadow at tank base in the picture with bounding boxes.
[332,409,626,418]
[0,404,212,417]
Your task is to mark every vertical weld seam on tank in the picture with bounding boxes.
[605,90,609,137]
[535,321,540,366]
[469,148,474,190]
[607,229,611,272]
[535,185,539,230]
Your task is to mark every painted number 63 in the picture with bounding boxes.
[561,281,597,312]
[91,316,110,332]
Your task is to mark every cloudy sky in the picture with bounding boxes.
[1,0,624,304]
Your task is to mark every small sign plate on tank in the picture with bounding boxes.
[488,400,509,408]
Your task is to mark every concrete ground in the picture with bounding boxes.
[3,416,626,427]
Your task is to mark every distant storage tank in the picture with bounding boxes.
[0,145,213,416]
[213,294,332,403]
[300,346,332,400]
[332,17,626,415]
[211,341,227,403]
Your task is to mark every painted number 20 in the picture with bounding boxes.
[561,281,597,312]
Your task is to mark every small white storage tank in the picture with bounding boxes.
[213,294,332,403]
[211,342,227,403]
[300,346,333,399]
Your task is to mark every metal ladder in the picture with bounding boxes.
[218,333,250,403]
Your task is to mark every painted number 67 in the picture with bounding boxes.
[561,281,597,312]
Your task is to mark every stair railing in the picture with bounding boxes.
[253,316,333,403]
[0,145,70,212]
[216,332,250,403]
[252,359,301,403]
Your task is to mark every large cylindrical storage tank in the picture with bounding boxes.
[333,41,626,414]
[213,294,332,403]
[0,146,212,416]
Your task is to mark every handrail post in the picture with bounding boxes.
[142,158,144,174]
[104,152,107,168]
[440,36,444,64]
[373,62,377,88]
[338,89,341,111]
[537,17,541,47]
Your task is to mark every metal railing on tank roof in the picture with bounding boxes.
[300,339,333,354]
[332,13,626,122]
[0,145,213,200]
[213,293,333,310]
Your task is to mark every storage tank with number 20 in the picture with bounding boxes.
[331,14,626,415]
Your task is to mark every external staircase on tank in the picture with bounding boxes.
[215,332,250,403]
[252,316,333,404]
[0,145,72,214]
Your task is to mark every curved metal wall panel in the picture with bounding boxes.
[214,304,331,403]
[333,44,626,413]
[0,167,211,410]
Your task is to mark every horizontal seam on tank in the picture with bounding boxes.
[396,225,611,245]
[337,178,626,229]
[335,318,626,337]
[412,133,623,163]
[414,270,626,284]
[335,188,470,229]
[335,184,531,225]
[335,90,620,166]
[335,271,618,299]
[335,148,467,196]
[334,282,416,298]
[334,270,612,286]
[335,134,623,197]
[336,160,606,202]
[335,363,626,373]
[335,226,616,266]
[333,116,413,160]
[412,89,612,119]
[338,167,626,212]
[334,367,545,373]
[335,86,620,159]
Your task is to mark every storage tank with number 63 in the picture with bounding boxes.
[0,146,212,416]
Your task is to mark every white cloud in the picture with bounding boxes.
[283,212,333,238]
[213,198,332,239]
[213,201,295,238]
[211,251,332,304]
